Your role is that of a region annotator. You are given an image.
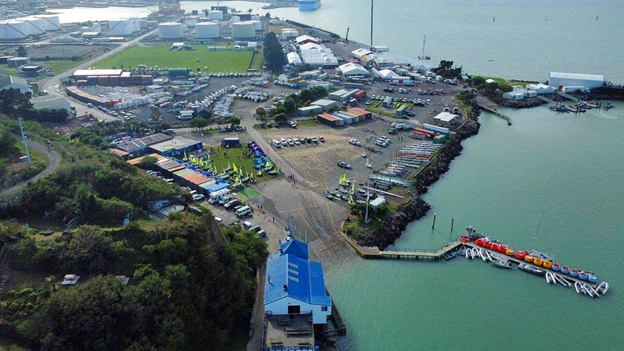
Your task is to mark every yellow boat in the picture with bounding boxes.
[543,260,553,269]
[534,258,543,266]
[524,255,534,263]
[506,248,514,256]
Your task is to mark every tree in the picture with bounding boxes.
[283,97,296,113]
[299,89,314,103]
[472,77,486,86]
[263,32,286,72]
[62,225,131,274]
[0,88,32,118]
[274,113,288,125]
[255,107,266,122]
[0,124,18,158]
[189,117,208,130]
[17,45,27,57]
[229,117,241,126]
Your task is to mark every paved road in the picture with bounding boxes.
[39,27,162,122]
[0,141,61,195]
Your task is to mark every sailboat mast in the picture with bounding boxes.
[531,211,546,251]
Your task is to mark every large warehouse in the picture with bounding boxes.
[548,72,604,90]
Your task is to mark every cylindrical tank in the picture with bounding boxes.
[23,17,46,35]
[0,21,29,39]
[231,21,255,39]
[195,22,219,39]
[208,10,223,21]
[182,24,188,32]
[251,15,260,21]
[109,19,133,36]
[158,22,184,39]
[250,20,262,31]
[35,15,61,31]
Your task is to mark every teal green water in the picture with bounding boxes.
[326,104,624,349]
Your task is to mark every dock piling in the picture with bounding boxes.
[432,213,437,229]
[451,218,454,232]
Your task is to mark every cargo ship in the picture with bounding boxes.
[299,0,321,11]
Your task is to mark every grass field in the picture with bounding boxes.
[96,45,254,72]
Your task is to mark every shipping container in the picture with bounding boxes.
[317,113,342,127]
[353,90,367,101]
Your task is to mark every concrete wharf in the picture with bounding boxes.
[475,96,512,125]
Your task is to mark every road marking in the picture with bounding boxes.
[326,203,340,228]
[278,205,319,214]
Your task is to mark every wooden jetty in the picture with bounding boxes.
[476,97,512,126]
[556,91,582,102]
[326,288,346,335]
[536,96,555,103]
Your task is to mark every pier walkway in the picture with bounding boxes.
[536,96,555,104]
[476,97,512,126]
[340,231,596,287]
[556,92,582,102]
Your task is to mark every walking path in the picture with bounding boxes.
[0,141,61,195]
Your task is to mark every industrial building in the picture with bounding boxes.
[298,43,338,67]
[548,72,604,90]
[526,83,556,95]
[337,63,369,80]
[433,112,459,128]
[287,52,302,66]
[281,28,298,40]
[0,75,30,95]
[297,105,322,116]
[116,133,173,155]
[295,35,318,45]
[30,95,72,113]
[263,238,331,350]
[310,99,338,111]
[108,19,140,36]
[148,136,203,157]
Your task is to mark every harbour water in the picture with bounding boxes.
[326,103,624,350]
[47,1,624,349]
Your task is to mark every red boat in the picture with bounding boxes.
[483,241,492,249]
[497,245,507,253]
[515,251,527,260]
[475,239,484,246]
[491,244,500,251]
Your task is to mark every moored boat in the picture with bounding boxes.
[597,281,609,295]
[444,251,458,261]
[552,263,561,272]
[524,255,534,263]
[574,281,585,295]
[570,269,579,278]
[561,266,570,274]
[553,274,571,287]
[491,257,512,269]
[476,239,484,246]
[505,248,514,256]
[543,260,553,269]
[518,263,546,276]
[515,251,527,260]
[497,245,507,253]
[579,272,588,281]
[545,272,555,284]
[588,274,597,284]
[483,241,492,249]
[534,257,543,266]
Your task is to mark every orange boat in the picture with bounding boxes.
[506,248,514,256]
[534,258,543,266]
[524,255,534,263]
[543,260,553,269]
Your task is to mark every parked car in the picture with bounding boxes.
[337,161,352,169]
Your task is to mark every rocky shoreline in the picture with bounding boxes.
[490,97,547,109]
[356,109,482,250]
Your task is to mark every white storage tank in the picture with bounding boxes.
[250,20,262,31]
[208,10,223,21]
[232,21,255,39]
[182,24,188,32]
[23,17,46,35]
[109,19,134,36]
[0,21,29,39]
[158,22,184,39]
[196,22,219,39]
[251,15,260,21]
[35,15,61,31]
[230,16,240,26]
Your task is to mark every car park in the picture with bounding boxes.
[319,136,325,143]
[192,194,205,201]
[311,137,318,143]
[256,230,267,237]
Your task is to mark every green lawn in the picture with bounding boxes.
[249,48,264,71]
[237,187,261,201]
[0,58,85,81]
[96,45,254,72]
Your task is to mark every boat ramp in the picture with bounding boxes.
[476,97,512,126]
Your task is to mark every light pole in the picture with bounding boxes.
[18,117,31,165]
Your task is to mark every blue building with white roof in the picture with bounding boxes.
[264,238,332,325]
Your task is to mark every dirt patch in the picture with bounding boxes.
[27,44,115,60]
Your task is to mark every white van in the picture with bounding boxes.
[235,206,252,218]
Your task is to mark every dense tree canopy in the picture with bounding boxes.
[263,32,286,72]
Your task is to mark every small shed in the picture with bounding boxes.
[370,196,386,210]
[61,274,81,286]
[298,105,322,116]
[146,85,164,93]
[433,112,458,128]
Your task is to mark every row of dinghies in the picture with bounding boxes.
[455,228,609,298]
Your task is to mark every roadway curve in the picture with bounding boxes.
[39,27,161,122]
[0,141,61,195]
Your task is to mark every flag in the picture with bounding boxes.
[227,161,231,169]
[265,161,270,168]
[239,168,243,176]
[184,151,188,160]
[233,163,238,173]
[235,177,240,183]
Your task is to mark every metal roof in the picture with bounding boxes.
[265,239,331,307]
[73,69,123,77]
[433,112,458,123]
[0,75,28,89]
[549,72,603,82]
